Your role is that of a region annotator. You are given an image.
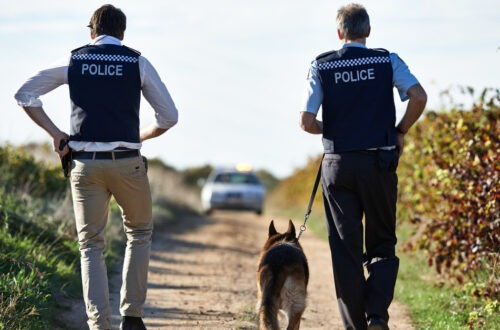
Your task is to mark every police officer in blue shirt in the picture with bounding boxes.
[300,3,427,330]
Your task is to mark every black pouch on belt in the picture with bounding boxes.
[59,140,72,178]
[376,149,399,172]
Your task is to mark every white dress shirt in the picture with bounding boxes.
[14,35,179,151]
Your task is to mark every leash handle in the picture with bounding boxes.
[297,154,324,240]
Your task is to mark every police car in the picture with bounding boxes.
[201,164,265,215]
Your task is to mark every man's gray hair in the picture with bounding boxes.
[336,3,370,40]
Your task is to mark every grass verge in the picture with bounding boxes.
[0,192,81,329]
[396,224,499,330]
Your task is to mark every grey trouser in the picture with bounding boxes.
[321,150,400,330]
[70,155,152,330]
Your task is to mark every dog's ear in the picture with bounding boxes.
[286,219,296,238]
[268,220,278,237]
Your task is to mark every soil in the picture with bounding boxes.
[56,210,414,330]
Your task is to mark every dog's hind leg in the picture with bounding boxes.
[282,277,306,330]
[286,309,304,330]
[284,299,305,330]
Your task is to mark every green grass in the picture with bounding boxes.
[0,206,81,329]
[0,145,79,328]
[396,249,468,329]
[0,193,132,329]
[395,223,499,330]
[0,188,123,329]
[396,248,499,329]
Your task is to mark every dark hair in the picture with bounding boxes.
[336,3,370,40]
[88,4,126,39]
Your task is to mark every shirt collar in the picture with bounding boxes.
[342,42,367,49]
[91,35,122,46]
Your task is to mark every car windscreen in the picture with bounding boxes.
[213,172,260,185]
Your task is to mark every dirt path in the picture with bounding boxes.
[58,211,414,329]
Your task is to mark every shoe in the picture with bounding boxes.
[367,316,389,330]
[120,316,147,330]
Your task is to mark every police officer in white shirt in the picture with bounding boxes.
[300,3,427,330]
[15,4,178,330]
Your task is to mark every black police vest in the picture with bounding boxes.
[316,47,397,153]
[68,44,141,143]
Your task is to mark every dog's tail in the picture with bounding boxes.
[258,267,284,330]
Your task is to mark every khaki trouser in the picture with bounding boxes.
[70,155,152,330]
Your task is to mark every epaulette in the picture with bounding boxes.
[315,49,339,60]
[372,48,390,54]
[71,44,91,53]
[123,45,141,56]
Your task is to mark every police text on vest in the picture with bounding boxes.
[81,64,123,76]
[334,68,375,84]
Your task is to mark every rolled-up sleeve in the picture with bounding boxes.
[14,56,69,107]
[390,53,419,102]
[139,56,179,129]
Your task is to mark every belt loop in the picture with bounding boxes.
[111,152,116,161]
[92,152,96,160]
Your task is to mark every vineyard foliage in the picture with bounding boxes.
[398,88,499,299]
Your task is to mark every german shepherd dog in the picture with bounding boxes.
[256,220,309,330]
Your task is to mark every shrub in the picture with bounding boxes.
[0,145,66,198]
[398,88,499,300]
[267,155,323,210]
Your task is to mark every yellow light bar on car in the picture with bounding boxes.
[235,162,253,172]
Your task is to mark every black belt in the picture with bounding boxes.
[72,150,140,160]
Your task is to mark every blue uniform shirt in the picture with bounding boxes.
[301,43,419,116]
